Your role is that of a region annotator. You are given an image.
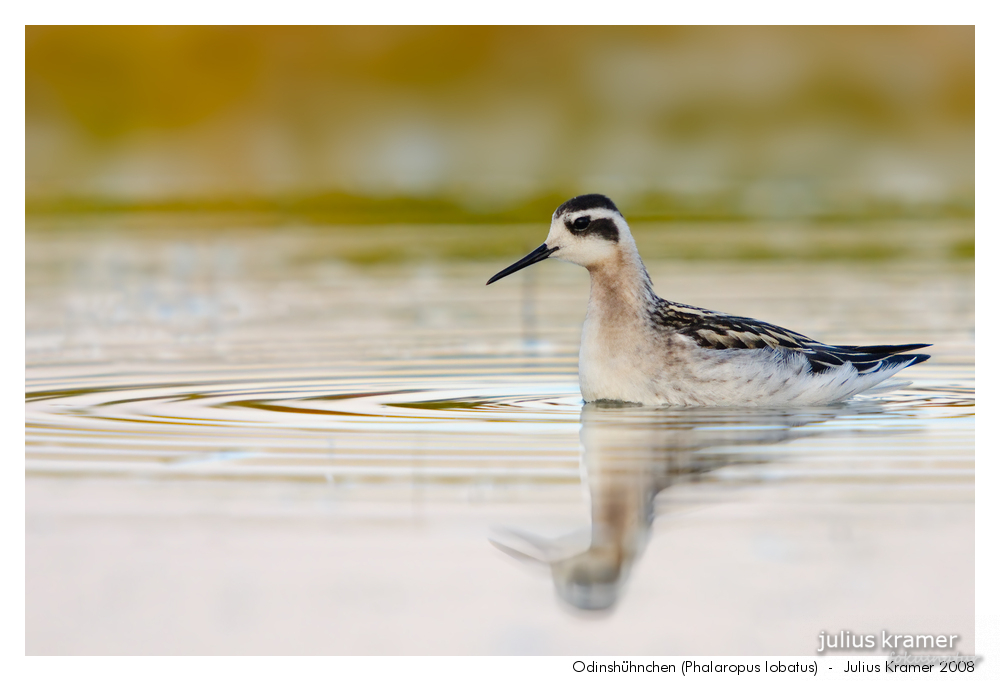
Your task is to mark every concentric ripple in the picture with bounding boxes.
[26,354,974,498]
[26,228,975,498]
[26,355,592,482]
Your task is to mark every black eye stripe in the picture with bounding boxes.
[564,216,620,243]
[587,218,620,242]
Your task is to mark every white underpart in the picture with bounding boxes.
[539,206,918,407]
[579,332,915,406]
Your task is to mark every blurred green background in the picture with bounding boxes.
[26,26,973,235]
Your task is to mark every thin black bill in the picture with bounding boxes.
[486,244,559,285]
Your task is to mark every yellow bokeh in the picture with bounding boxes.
[26,26,974,219]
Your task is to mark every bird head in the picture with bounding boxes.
[487,194,635,284]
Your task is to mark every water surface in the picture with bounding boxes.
[26,220,974,654]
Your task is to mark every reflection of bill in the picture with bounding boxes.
[492,401,877,611]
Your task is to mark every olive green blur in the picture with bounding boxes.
[27,26,973,247]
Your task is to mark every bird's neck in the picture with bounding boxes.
[586,247,656,316]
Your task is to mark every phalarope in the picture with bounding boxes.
[487,194,930,406]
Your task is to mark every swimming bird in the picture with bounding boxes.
[486,194,929,406]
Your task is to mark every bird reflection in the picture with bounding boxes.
[492,401,877,612]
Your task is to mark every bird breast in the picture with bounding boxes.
[578,299,664,403]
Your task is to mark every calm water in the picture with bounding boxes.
[26,220,974,654]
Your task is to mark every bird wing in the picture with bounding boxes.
[651,300,930,374]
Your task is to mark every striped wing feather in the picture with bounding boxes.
[651,300,930,374]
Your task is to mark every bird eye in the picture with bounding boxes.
[571,216,591,230]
